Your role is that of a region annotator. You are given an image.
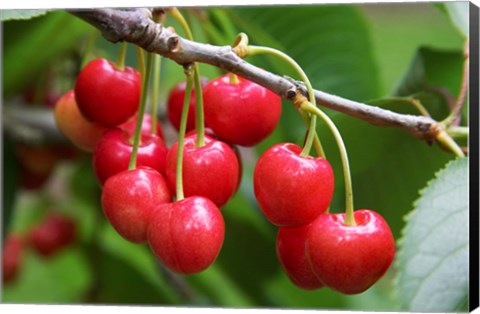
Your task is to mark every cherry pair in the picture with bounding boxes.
[253,143,395,294]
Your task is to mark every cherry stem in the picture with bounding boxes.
[151,54,162,135]
[128,52,153,170]
[301,102,355,226]
[229,73,240,84]
[247,45,318,157]
[298,109,326,158]
[115,41,128,72]
[136,46,145,79]
[436,130,466,158]
[176,66,195,201]
[80,29,98,69]
[169,7,206,148]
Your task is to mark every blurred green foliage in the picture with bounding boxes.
[1,2,468,311]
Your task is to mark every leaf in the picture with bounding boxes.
[395,157,469,312]
[394,47,464,120]
[0,10,48,21]
[436,2,469,38]
[2,248,92,303]
[229,5,382,101]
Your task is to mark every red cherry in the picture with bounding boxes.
[147,196,225,274]
[203,74,282,146]
[28,213,76,257]
[2,234,24,284]
[120,113,164,139]
[306,210,395,294]
[54,90,108,152]
[166,77,208,132]
[254,143,334,227]
[74,58,141,127]
[93,128,168,185]
[166,134,240,207]
[101,167,172,243]
[277,224,324,290]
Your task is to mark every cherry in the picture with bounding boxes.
[165,134,240,207]
[28,213,76,257]
[276,224,323,290]
[167,77,208,132]
[101,167,172,243]
[306,210,395,294]
[92,128,168,185]
[203,74,282,147]
[54,90,108,152]
[2,234,24,284]
[254,143,334,227]
[147,196,224,274]
[74,58,141,127]
[120,113,164,139]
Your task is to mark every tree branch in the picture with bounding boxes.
[70,7,441,141]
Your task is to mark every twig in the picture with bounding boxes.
[69,8,442,142]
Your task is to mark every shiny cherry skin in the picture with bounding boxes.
[167,77,208,132]
[28,213,76,257]
[93,128,168,185]
[2,234,24,284]
[306,210,395,294]
[277,224,324,290]
[166,134,240,208]
[54,90,108,152]
[147,196,225,274]
[101,167,172,243]
[203,74,282,147]
[254,143,334,227]
[74,58,141,127]
[120,113,164,139]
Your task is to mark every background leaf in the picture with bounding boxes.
[0,10,48,21]
[395,157,469,312]
[436,2,469,38]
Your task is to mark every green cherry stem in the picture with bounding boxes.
[136,46,146,79]
[151,53,162,134]
[247,45,318,158]
[169,7,206,148]
[175,66,195,201]
[301,102,355,225]
[128,51,153,170]
[80,29,98,69]
[115,42,128,72]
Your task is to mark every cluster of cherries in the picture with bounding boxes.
[53,56,281,275]
[2,212,76,284]
[53,51,395,293]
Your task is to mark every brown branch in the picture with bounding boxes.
[69,7,441,141]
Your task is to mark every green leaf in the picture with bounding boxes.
[229,5,381,101]
[2,248,92,303]
[394,47,464,120]
[3,10,93,96]
[0,10,48,21]
[436,2,469,38]
[395,157,469,312]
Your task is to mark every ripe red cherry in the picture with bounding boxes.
[2,234,24,284]
[101,167,172,243]
[166,134,240,207]
[54,90,108,152]
[93,128,168,185]
[254,143,334,227]
[306,210,395,294]
[167,77,208,132]
[74,58,141,127]
[28,213,76,257]
[120,113,164,139]
[147,196,225,274]
[203,74,282,147]
[277,224,324,290]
